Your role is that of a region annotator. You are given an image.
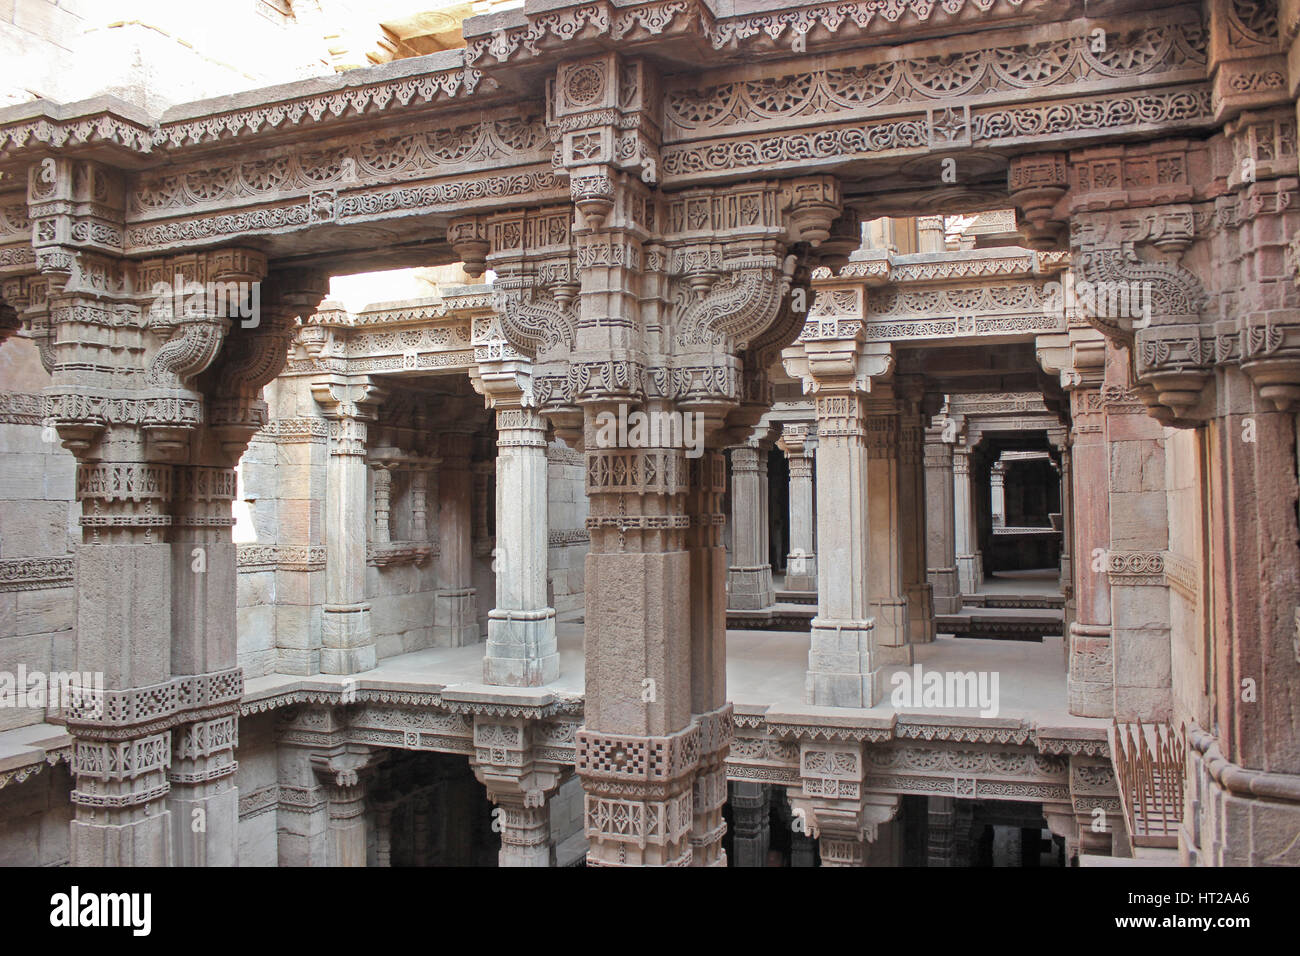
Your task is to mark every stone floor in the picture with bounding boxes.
[236,620,1093,727]
[3,620,1101,781]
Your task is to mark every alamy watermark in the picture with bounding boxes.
[0,666,104,716]
[593,404,705,459]
[1043,274,1152,328]
[890,663,1000,718]
[150,273,261,328]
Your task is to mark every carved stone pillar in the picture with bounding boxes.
[371,464,392,544]
[471,716,564,867]
[782,337,893,707]
[483,405,557,685]
[898,386,933,645]
[923,421,961,614]
[1067,380,1113,718]
[409,465,431,542]
[1103,344,1173,721]
[372,804,393,868]
[779,423,817,592]
[686,450,732,867]
[729,781,771,867]
[1050,428,1074,614]
[953,444,984,598]
[791,830,816,867]
[926,796,956,866]
[866,394,910,662]
[990,459,1007,528]
[312,378,384,675]
[31,227,293,865]
[434,435,478,648]
[727,443,775,609]
[788,739,899,869]
[321,773,369,867]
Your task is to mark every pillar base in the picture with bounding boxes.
[805,617,881,707]
[484,608,559,686]
[71,813,173,867]
[784,552,817,593]
[1067,622,1114,718]
[956,552,983,597]
[927,565,961,614]
[727,564,775,610]
[907,581,934,644]
[871,597,911,663]
[434,587,480,647]
[321,604,375,675]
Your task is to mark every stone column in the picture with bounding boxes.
[322,774,368,867]
[990,459,1007,528]
[953,443,984,597]
[483,405,557,685]
[779,423,817,592]
[898,386,933,645]
[727,443,775,609]
[782,336,893,708]
[1049,428,1076,655]
[372,805,394,867]
[371,464,392,544]
[44,242,295,866]
[926,796,956,866]
[434,435,479,647]
[312,377,384,675]
[917,215,946,254]
[1103,344,1172,721]
[686,450,732,867]
[579,401,699,865]
[806,391,877,705]
[1067,379,1113,717]
[924,421,961,614]
[409,465,431,542]
[167,462,244,868]
[471,716,564,867]
[865,394,910,663]
[729,781,771,867]
[791,830,816,867]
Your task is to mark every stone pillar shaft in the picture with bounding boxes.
[898,402,933,645]
[435,445,479,647]
[806,392,879,707]
[866,398,910,661]
[953,445,983,597]
[484,407,557,686]
[730,781,771,867]
[785,450,817,592]
[322,415,375,675]
[924,426,961,614]
[727,444,775,609]
[1068,384,1112,717]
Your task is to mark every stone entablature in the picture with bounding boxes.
[807,246,1071,346]
[287,288,491,378]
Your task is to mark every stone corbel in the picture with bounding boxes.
[780,176,842,247]
[570,165,616,231]
[448,215,489,277]
[311,375,386,456]
[675,254,795,352]
[785,739,900,846]
[782,336,894,395]
[1009,152,1069,250]
[492,274,577,360]
[309,746,384,790]
[470,352,536,411]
